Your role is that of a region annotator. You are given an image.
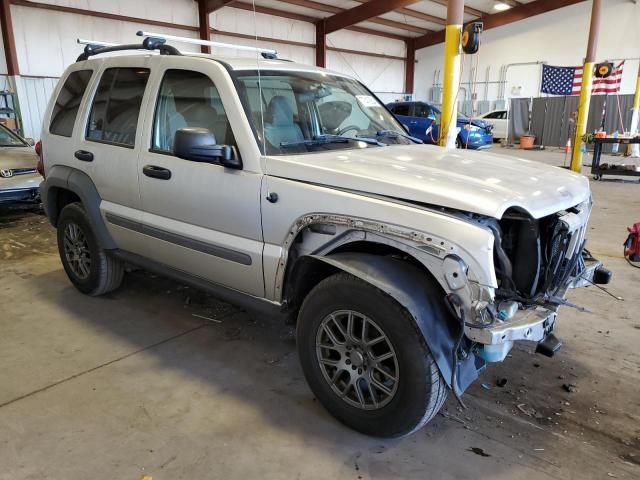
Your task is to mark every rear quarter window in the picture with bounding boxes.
[86,67,150,147]
[49,70,93,137]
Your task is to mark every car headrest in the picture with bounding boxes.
[266,96,295,126]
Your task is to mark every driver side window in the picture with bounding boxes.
[152,69,236,153]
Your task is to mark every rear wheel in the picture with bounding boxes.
[57,202,124,296]
[297,273,447,437]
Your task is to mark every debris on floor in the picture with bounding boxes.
[468,447,491,457]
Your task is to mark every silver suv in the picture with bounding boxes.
[39,36,608,438]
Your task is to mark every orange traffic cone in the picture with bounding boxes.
[565,139,571,154]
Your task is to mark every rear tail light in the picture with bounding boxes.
[35,140,45,178]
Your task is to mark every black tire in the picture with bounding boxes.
[297,273,447,438]
[56,202,124,296]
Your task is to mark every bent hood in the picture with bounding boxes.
[266,144,590,219]
[0,146,38,170]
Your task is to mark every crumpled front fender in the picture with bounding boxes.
[310,252,485,395]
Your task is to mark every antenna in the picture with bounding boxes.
[136,31,278,59]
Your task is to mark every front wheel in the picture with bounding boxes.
[297,273,447,437]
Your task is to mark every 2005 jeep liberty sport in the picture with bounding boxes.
[39,35,609,438]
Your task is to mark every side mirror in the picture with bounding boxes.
[173,128,242,170]
[25,137,35,146]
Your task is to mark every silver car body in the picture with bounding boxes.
[40,52,599,394]
[0,126,40,203]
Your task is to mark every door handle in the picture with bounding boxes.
[143,165,171,180]
[74,150,94,162]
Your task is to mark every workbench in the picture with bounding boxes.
[589,136,640,181]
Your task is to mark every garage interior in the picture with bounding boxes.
[1,0,639,479]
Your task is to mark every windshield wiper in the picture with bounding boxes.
[359,130,423,144]
[280,134,384,148]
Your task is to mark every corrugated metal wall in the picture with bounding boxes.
[14,75,59,140]
[530,94,635,149]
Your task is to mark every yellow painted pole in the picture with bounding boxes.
[439,0,463,148]
[630,64,640,157]
[571,0,602,172]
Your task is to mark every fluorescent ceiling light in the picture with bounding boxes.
[493,1,511,11]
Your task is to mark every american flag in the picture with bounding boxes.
[541,61,624,96]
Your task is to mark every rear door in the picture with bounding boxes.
[77,59,154,255]
[136,59,264,297]
[412,103,437,143]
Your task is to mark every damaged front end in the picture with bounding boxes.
[463,200,610,362]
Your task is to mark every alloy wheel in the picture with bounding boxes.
[315,309,399,410]
[63,222,91,280]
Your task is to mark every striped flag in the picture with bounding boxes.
[541,61,625,96]
[590,61,624,94]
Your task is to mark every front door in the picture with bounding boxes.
[137,61,264,297]
[411,103,438,144]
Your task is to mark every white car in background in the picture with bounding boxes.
[477,109,508,140]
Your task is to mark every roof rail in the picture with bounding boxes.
[75,36,181,62]
[136,30,278,59]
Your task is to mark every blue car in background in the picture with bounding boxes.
[387,101,493,149]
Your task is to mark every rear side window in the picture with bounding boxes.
[390,104,410,116]
[49,70,93,137]
[87,67,150,147]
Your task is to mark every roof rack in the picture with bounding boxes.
[75,36,181,62]
[136,30,278,59]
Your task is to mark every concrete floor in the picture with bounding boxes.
[0,149,639,480]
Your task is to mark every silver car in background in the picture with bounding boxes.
[0,124,40,204]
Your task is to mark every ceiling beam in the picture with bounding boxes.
[352,0,446,26]
[427,0,485,18]
[228,2,411,41]
[322,0,421,34]
[414,0,587,50]
[275,0,430,34]
[200,0,234,13]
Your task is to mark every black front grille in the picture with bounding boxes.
[495,207,587,303]
[11,168,37,176]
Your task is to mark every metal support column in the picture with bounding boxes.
[439,0,463,148]
[571,0,601,172]
[0,0,19,75]
[405,39,415,97]
[316,21,326,68]
[197,0,211,54]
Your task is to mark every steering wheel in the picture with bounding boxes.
[336,125,361,136]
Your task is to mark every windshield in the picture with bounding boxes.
[234,70,413,155]
[0,124,26,146]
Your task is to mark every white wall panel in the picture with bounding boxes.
[0,22,6,75]
[29,0,197,26]
[211,8,314,44]
[14,76,58,139]
[327,30,405,58]
[11,5,200,78]
[415,0,640,102]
